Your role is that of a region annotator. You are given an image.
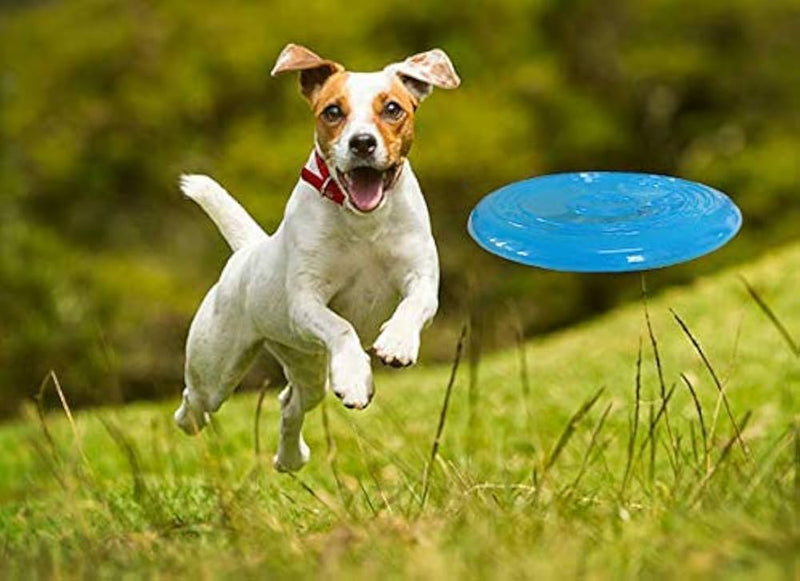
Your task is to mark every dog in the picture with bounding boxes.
[174,43,460,471]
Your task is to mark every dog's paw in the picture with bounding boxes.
[329,349,374,409]
[273,437,311,473]
[372,318,420,368]
[174,389,210,435]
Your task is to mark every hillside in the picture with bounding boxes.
[0,243,798,578]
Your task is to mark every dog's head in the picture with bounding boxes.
[271,44,460,213]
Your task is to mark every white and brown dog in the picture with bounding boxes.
[174,44,460,471]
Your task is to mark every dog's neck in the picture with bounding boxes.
[300,148,407,209]
[300,149,346,205]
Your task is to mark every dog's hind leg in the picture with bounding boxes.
[174,285,261,434]
[272,384,310,472]
[270,350,327,472]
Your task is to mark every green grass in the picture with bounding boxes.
[1,244,799,579]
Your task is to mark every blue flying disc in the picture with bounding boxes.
[468,172,742,273]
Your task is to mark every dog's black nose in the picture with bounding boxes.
[349,133,377,157]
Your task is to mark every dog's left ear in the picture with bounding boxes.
[385,49,461,102]
[271,43,344,100]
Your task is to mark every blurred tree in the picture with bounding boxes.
[1,0,798,414]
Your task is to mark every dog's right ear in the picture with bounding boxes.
[271,44,344,100]
[385,49,460,103]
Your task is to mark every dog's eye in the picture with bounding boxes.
[321,104,344,123]
[382,101,404,120]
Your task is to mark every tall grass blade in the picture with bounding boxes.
[350,426,393,515]
[739,275,799,356]
[34,373,65,474]
[648,402,656,487]
[740,425,793,504]
[357,476,378,517]
[670,309,751,461]
[100,417,181,530]
[41,371,90,469]
[100,417,147,503]
[420,323,467,509]
[688,421,699,466]
[286,473,342,518]
[637,383,677,460]
[680,373,709,470]
[321,399,349,510]
[641,275,676,454]
[688,410,752,507]
[794,421,800,522]
[621,337,643,496]
[570,401,613,493]
[543,387,605,474]
[513,315,533,431]
[342,411,418,481]
[467,312,483,453]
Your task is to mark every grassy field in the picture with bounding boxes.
[1,244,798,579]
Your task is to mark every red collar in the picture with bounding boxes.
[300,149,345,206]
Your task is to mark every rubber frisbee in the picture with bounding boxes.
[467,172,742,273]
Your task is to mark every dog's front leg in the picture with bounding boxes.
[289,292,373,409]
[373,274,438,368]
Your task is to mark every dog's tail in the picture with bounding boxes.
[180,174,268,252]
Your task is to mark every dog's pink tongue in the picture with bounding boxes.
[348,168,384,212]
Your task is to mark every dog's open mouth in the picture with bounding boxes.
[337,165,400,213]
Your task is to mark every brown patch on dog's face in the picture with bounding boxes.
[372,78,418,165]
[309,71,350,160]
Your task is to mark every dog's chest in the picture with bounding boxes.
[325,240,401,343]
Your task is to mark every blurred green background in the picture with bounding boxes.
[1,0,798,416]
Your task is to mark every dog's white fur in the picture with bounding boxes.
[174,45,459,472]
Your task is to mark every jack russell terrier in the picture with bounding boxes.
[174,43,460,471]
